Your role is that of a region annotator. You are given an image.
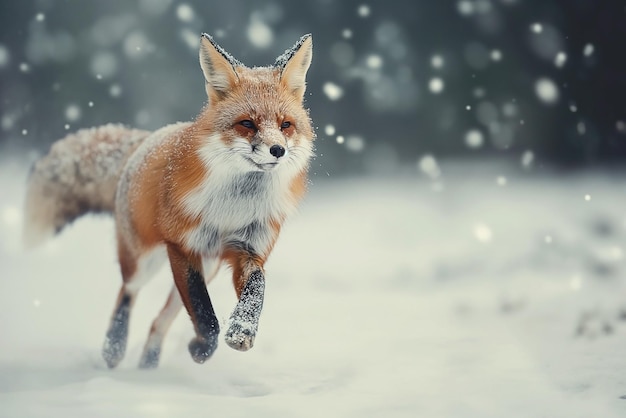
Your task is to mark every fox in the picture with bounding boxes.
[23,33,315,368]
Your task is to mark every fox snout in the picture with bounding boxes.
[269,144,286,158]
[239,132,291,172]
[252,128,289,160]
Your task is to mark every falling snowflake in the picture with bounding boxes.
[535,77,559,104]
[457,0,474,16]
[247,14,273,49]
[428,77,444,94]
[357,5,371,17]
[345,136,365,152]
[90,52,118,79]
[109,84,122,97]
[530,23,543,33]
[366,55,383,69]
[323,82,344,101]
[490,49,502,61]
[418,154,441,179]
[554,52,567,68]
[465,129,484,149]
[65,104,81,122]
[176,4,194,22]
[521,150,534,168]
[431,55,444,69]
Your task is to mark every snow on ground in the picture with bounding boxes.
[2,157,626,417]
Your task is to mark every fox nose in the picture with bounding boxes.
[269,144,286,158]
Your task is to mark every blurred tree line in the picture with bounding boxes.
[0,0,625,175]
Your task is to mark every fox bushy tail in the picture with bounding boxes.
[23,124,150,248]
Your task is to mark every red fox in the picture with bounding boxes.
[23,33,314,368]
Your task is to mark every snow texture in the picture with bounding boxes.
[200,33,243,68]
[225,270,265,351]
[273,33,312,70]
[3,159,626,417]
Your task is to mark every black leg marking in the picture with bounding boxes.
[102,294,131,369]
[187,267,220,363]
[225,269,265,351]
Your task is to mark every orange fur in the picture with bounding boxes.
[106,33,315,367]
[24,34,315,368]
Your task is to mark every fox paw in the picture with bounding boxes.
[225,320,256,351]
[138,346,161,369]
[102,336,126,369]
[188,336,218,364]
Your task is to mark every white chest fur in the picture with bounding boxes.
[182,139,300,257]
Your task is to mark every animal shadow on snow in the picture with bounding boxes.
[0,351,271,398]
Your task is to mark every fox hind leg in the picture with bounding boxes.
[102,287,135,368]
[102,245,166,368]
[138,285,182,368]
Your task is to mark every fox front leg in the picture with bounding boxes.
[225,253,266,351]
[167,244,220,364]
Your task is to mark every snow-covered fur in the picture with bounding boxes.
[22,33,314,370]
[23,124,150,248]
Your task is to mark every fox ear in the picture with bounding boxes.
[275,34,313,101]
[199,34,241,100]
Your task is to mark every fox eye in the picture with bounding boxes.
[239,120,257,130]
[280,121,292,130]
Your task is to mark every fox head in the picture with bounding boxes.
[196,34,315,175]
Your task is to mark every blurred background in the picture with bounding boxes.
[3,3,626,412]
[0,0,625,175]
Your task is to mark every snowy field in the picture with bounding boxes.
[2,157,626,417]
